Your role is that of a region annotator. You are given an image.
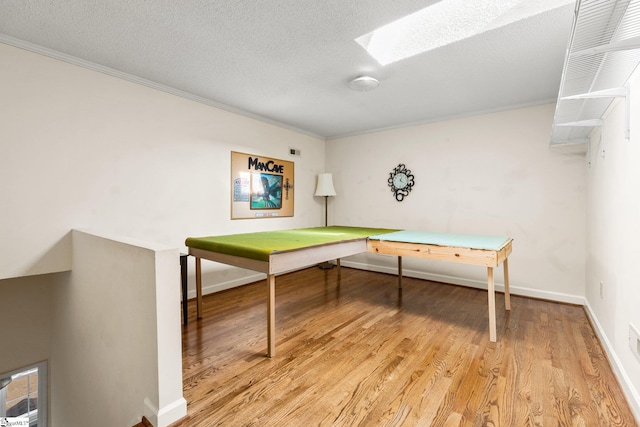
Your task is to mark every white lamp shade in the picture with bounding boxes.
[315,173,336,196]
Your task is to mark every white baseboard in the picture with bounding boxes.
[340,260,585,305]
[144,396,188,427]
[158,397,188,427]
[143,398,158,426]
[188,272,266,299]
[193,260,585,305]
[583,301,640,423]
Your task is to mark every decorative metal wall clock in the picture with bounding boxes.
[388,164,415,202]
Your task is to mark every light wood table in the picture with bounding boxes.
[367,230,512,342]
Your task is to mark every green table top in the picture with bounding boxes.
[186,226,399,262]
[368,230,511,251]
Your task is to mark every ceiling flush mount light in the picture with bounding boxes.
[348,75,380,92]
[355,0,575,66]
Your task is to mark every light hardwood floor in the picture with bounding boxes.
[170,267,637,426]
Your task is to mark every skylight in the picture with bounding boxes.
[356,0,574,66]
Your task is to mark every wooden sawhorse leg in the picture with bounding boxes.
[487,258,512,342]
[267,274,276,358]
[503,258,511,310]
[195,257,202,319]
[488,266,496,342]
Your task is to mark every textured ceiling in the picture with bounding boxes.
[0,0,576,138]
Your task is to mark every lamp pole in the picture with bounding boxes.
[315,173,336,269]
[324,195,329,226]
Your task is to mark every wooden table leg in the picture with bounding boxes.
[398,256,403,289]
[503,258,511,311]
[195,257,202,319]
[337,258,341,278]
[488,266,496,342]
[267,274,276,358]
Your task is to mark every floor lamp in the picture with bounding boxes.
[315,173,336,269]
[315,173,336,226]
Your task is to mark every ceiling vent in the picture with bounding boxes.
[550,0,640,154]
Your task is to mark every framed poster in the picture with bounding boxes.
[231,151,294,219]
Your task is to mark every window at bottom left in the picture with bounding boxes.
[0,361,47,427]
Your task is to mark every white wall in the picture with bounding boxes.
[0,42,326,284]
[50,230,185,426]
[585,67,640,419]
[327,104,586,302]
